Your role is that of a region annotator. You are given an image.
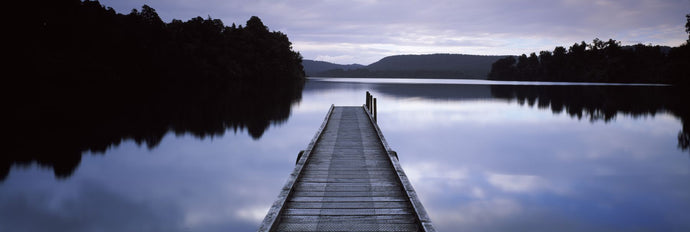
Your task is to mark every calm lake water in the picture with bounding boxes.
[2,78,689,231]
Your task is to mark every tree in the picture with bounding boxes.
[686,14,690,42]
[246,16,268,34]
[140,5,164,28]
[539,50,553,79]
[589,38,604,51]
[525,53,540,80]
[488,56,516,80]
[553,46,567,57]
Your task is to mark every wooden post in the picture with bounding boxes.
[367,94,374,114]
[296,150,305,165]
[373,97,377,122]
[365,91,368,110]
[369,92,374,113]
[365,91,369,112]
[365,91,378,122]
[366,91,371,112]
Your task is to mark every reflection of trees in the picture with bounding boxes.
[3,72,304,181]
[304,80,494,100]
[490,85,690,153]
[3,2,305,181]
[305,80,690,153]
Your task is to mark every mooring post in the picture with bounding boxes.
[365,91,378,122]
[373,97,377,122]
[296,150,305,165]
[366,91,371,112]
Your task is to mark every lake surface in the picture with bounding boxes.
[2,78,689,231]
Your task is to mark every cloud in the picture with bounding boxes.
[487,173,546,193]
[0,181,185,232]
[314,55,358,64]
[99,0,690,64]
[429,198,523,230]
[235,205,271,223]
[404,162,469,184]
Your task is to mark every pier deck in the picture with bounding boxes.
[259,104,434,232]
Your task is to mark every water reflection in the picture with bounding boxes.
[2,78,688,232]
[3,76,304,181]
[1,129,317,232]
[305,79,690,153]
[302,79,689,231]
[490,85,690,152]
[305,79,494,100]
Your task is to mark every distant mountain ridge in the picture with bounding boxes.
[302,60,365,76]
[305,54,507,79]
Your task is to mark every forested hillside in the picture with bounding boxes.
[312,54,506,79]
[302,60,364,76]
[368,54,504,73]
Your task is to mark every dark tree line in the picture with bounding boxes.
[10,0,304,88]
[3,1,305,180]
[488,15,690,85]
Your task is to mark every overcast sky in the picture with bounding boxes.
[99,0,689,65]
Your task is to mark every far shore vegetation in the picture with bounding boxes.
[488,14,690,85]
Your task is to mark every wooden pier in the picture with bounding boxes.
[259,93,434,232]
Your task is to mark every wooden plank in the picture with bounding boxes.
[282,208,415,216]
[291,191,405,197]
[300,171,397,175]
[301,171,396,175]
[302,167,394,171]
[298,178,397,183]
[306,161,393,165]
[290,196,408,202]
[294,182,401,188]
[286,201,411,209]
[299,175,398,180]
[298,175,398,180]
[276,223,420,232]
[294,185,402,192]
[279,215,418,224]
[307,158,390,161]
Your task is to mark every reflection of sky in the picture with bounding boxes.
[1,104,330,232]
[1,79,689,232]
[376,96,689,231]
